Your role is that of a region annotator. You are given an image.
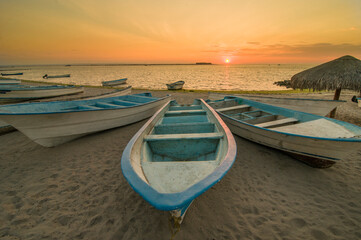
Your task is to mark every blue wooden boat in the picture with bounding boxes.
[0,93,170,147]
[1,72,23,76]
[102,78,127,86]
[207,96,361,168]
[121,99,236,224]
[166,80,185,90]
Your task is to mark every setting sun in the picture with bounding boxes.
[225,59,230,63]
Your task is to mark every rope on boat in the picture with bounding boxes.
[168,215,181,240]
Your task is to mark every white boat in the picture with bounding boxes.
[43,74,71,79]
[0,79,21,85]
[102,78,127,87]
[0,85,84,103]
[121,99,236,224]
[0,86,132,135]
[208,92,345,117]
[166,81,185,90]
[207,96,361,168]
[0,93,170,147]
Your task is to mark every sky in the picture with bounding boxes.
[0,0,360,65]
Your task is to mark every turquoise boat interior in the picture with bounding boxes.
[138,100,231,194]
[0,93,160,114]
[207,96,361,138]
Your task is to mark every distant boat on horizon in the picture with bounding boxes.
[196,62,212,65]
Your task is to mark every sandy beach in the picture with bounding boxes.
[1,87,361,240]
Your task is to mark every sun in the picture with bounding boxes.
[225,59,230,63]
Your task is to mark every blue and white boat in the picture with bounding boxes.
[207,96,361,168]
[0,85,84,102]
[0,93,170,147]
[1,72,23,76]
[121,99,236,224]
[102,78,127,87]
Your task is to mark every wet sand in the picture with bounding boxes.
[0,87,360,240]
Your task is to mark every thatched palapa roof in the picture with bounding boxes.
[290,55,361,91]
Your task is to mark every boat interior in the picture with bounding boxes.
[140,100,227,193]
[208,98,357,138]
[208,98,300,128]
[0,93,158,113]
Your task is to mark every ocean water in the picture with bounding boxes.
[3,64,315,91]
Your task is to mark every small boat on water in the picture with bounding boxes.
[121,99,236,224]
[0,79,21,85]
[1,72,23,76]
[43,74,71,79]
[207,96,361,168]
[166,81,185,90]
[0,85,84,103]
[208,92,346,117]
[0,93,170,147]
[102,78,127,87]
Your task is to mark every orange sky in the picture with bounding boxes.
[0,0,360,65]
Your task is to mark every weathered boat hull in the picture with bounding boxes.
[208,97,361,168]
[221,115,359,167]
[208,92,345,116]
[0,93,170,147]
[121,99,236,223]
[0,86,132,135]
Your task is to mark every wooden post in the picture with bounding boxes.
[329,87,341,118]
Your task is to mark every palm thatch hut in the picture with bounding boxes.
[290,55,361,117]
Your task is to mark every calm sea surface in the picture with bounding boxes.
[3,64,315,91]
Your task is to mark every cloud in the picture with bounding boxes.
[201,42,361,61]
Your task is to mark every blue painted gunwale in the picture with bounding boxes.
[0,93,168,115]
[121,99,237,211]
[212,96,361,143]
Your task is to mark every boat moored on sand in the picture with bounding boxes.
[0,93,170,147]
[207,96,361,168]
[121,99,236,224]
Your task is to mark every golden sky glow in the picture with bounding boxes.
[0,0,360,65]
